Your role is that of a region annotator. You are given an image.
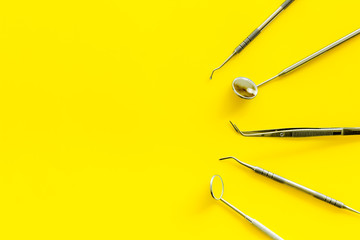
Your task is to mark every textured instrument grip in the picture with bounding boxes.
[343,128,360,135]
[291,130,336,137]
[254,167,286,183]
[251,219,284,240]
[314,193,345,208]
[281,0,295,9]
[234,29,261,54]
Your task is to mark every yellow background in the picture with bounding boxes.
[0,0,359,239]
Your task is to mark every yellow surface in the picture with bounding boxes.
[0,0,359,239]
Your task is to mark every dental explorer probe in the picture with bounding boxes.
[220,157,360,214]
[210,0,295,80]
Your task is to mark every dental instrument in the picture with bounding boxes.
[210,0,295,80]
[220,157,360,214]
[210,175,284,240]
[232,28,360,99]
[229,121,360,137]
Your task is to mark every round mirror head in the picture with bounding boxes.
[210,175,224,200]
[232,77,258,99]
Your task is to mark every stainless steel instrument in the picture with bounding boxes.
[230,121,360,137]
[210,175,284,240]
[220,157,360,214]
[232,28,360,99]
[210,0,295,80]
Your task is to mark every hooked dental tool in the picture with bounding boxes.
[232,28,360,99]
[210,0,295,80]
[229,121,360,138]
[220,157,360,214]
[210,175,283,240]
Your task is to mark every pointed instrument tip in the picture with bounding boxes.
[345,206,360,214]
[229,121,241,134]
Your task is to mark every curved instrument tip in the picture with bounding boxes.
[210,52,236,80]
[219,156,255,170]
[219,157,234,161]
[210,70,216,80]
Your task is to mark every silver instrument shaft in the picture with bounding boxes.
[229,121,360,138]
[220,157,360,214]
[258,28,360,87]
[221,198,283,240]
[210,0,295,79]
[211,175,284,240]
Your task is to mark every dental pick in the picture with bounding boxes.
[220,156,360,214]
[210,0,295,79]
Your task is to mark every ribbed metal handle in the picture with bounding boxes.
[313,193,345,208]
[234,29,261,54]
[254,167,286,183]
[254,167,347,209]
[234,0,296,55]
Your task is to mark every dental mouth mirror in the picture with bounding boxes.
[210,175,284,240]
[210,0,295,80]
[220,157,360,215]
[233,28,360,99]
